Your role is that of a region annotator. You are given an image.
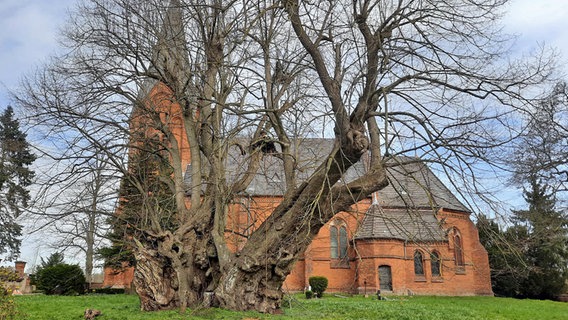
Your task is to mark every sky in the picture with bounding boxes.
[0,0,567,269]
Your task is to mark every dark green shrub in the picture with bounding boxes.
[35,264,86,295]
[305,290,314,299]
[309,276,328,298]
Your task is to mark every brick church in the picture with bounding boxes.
[103,2,493,297]
[104,87,493,296]
[191,138,493,296]
[278,146,493,295]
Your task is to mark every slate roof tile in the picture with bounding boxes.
[184,138,469,213]
[354,205,446,241]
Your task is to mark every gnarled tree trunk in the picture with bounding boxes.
[132,140,388,313]
[134,248,178,310]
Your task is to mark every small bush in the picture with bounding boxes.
[309,276,328,298]
[0,288,18,320]
[0,267,20,320]
[305,290,314,299]
[35,264,86,295]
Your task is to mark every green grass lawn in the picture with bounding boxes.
[14,294,568,320]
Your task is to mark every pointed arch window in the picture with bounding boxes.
[414,250,425,276]
[339,226,348,258]
[330,220,349,268]
[431,251,441,277]
[330,223,348,259]
[452,228,465,274]
[330,226,338,259]
[454,234,464,266]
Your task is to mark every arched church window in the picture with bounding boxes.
[330,221,348,259]
[414,250,424,276]
[454,233,464,267]
[431,251,441,277]
[330,220,349,268]
[339,225,348,258]
[330,226,338,259]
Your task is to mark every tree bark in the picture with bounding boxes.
[134,247,179,310]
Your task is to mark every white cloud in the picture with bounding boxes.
[503,0,568,73]
[504,0,568,32]
[0,0,76,106]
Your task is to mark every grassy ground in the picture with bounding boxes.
[14,293,568,320]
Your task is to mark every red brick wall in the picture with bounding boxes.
[102,262,134,289]
[282,204,366,292]
[14,261,26,278]
[103,202,492,297]
[133,82,191,167]
[283,206,492,296]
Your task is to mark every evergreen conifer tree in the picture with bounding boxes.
[0,106,35,260]
[480,176,568,299]
[98,135,175,269]
[511,176,568,299]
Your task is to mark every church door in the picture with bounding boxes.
[378,265,393,291]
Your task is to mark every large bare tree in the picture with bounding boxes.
[511,82,568,197]
[15,0,556,313]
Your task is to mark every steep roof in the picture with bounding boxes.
[184,138,469,212]
[354,205,446,241]
[378,160,470,212]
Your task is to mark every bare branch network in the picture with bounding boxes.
[13,0,560,313]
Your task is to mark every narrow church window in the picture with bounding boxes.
[454,234,464,267]
[431,251,441,277]
[330,226,338,259]
[414,250,424,276]
[339,226,348,258]
[330,224,348,259]
[330,220,349,268]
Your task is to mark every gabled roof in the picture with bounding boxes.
[378,160,470,212]
[184,138,470,213]
[354,205,446,241]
